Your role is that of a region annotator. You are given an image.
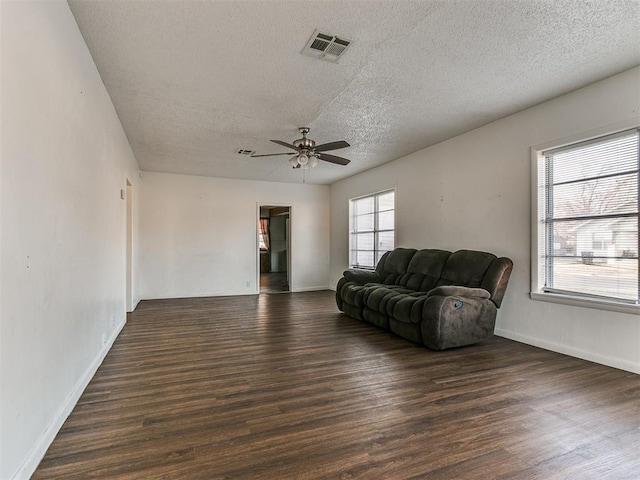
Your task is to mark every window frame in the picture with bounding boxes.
[349,189,396,270]
[531,121,640,315]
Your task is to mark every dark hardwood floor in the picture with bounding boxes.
[34,291,640,479]
[260,272,289,293]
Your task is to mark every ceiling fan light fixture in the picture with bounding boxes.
[252,127,351,169]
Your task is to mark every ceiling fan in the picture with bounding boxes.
[251,127,351,169]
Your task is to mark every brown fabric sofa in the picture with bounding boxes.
[336,248,513,350]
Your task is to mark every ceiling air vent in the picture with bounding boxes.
[302,29,352,63]
[236,149,255,156]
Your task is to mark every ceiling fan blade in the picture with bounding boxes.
[250,152,296,157]
[314,140,350,152]
[318,152,350,165]
[270,140,297,150]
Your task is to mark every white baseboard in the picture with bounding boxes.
[128,297,141,312]
[12,319,126,480]
[140,291,257,301]
[141,288,332,299]
[290,286,330,293]
[494,328,640,375]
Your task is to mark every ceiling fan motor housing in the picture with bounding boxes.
[293,127,315,150]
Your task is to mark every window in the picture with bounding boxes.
[533,128,639,308]
[258,218,269,251]
[258,232,267,250]
[350,190,395,269]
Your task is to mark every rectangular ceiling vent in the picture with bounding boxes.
[236,149,255,156]
[302,29,352,63]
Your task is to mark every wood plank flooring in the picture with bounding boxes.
[34,291,640,479]
[260,272,289,293]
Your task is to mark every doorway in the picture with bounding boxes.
[258,205,291,293]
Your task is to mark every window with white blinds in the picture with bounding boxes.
[350,190,395,269]
[539,128,639,304]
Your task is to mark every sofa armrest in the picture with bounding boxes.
[421,293,497,350]
[426,285,491,299]
[343,269,382,285]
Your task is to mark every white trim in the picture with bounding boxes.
[288,206,293,292]
[348,186,396,202]
[140,291,257,301]
[256,204,262,295]
[530,117,640,153]
[290,286,329,292]
[12,319,126,480]
[495,328,640,375]
[530,117,640,311]
[125,177,134,313]
[530,147,543,295]
[131,298,141,311]
[530,291,640,315]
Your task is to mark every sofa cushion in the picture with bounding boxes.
[384,290,426,316]
[362,283,407,305]
[342,302,364,321]
[389,319,423,344]
[374,250,391,274]
[343,269,382,285]
[362,308,391,329]
[436,250,496,288]
[391,293,430,324]
[341,283,368,307]
[365,286,413,314]
[397,249,451,290]
[379,248,417,285]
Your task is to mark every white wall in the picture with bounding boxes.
[139,172,329,298]
[0,2,140,479]
[330,67,640,374]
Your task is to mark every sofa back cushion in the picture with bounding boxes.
[398,249,451,291]
[437,250,496,289]
[379,248,417,284]
[436,249,513,307]
[375,251,391,275]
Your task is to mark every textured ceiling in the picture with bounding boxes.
[67,0,640,185]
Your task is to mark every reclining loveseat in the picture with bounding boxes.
[336,248,513,350]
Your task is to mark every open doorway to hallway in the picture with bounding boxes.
[258,205,291,293]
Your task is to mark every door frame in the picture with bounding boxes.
[256,203,292,293]
[125,178,133,312]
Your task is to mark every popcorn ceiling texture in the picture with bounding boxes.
[68,0,640,185]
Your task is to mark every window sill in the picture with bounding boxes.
[530,291,640,315]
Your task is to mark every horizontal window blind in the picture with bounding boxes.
[542,128,639,303]
[350,190,395,269]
